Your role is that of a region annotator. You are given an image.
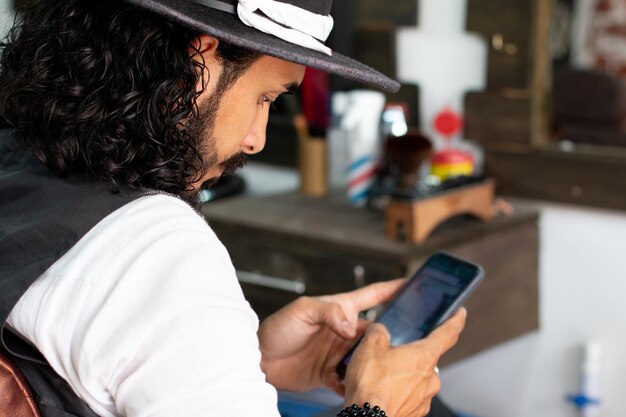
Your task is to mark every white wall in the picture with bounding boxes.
[440,204,626,417]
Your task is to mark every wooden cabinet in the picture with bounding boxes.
[465,0,626,211]
[201,193,539,366]
[465,0,551,150]
[467,0,535,90]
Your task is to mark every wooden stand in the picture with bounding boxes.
[386,179,496,243]
[294,114,328,197]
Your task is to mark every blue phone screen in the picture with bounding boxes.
[378,266,470,345]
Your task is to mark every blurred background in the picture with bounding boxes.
[3,1,626,417]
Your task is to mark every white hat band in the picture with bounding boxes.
[238,0,334,55]
[190,0,334,55]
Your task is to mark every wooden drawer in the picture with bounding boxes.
[467,0,534,90]
[218,232,404,318]
[465,91,534,147]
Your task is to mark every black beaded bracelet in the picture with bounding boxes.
[337,402,387,417]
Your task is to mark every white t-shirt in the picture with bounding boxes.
[6,194,280,417]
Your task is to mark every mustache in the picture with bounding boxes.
[220,152,248,176]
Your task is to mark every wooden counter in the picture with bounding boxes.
[201,193,539,366]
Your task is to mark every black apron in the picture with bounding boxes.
[0,129,144,417]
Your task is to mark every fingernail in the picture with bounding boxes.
[342,321,355,336]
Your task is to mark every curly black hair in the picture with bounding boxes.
[0,0,261,196]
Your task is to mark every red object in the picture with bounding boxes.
[433,108,463,140]
[431,149,474,165]
[300,67,330,135]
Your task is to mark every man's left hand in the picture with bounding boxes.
[257,279,405,395]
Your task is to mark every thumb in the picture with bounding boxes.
[418,307,467,357]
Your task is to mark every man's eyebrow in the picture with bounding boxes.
[283,82,299,95]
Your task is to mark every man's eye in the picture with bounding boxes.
[263,96,277,111]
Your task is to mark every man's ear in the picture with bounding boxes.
[189,34,220,58]
[189,35,221,91]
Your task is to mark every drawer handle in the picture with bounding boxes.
[491,33,518,56]
[236,270,306,294]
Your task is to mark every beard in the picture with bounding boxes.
[188,93,219,175]
[219,152,248,176]
[182,89,248,205]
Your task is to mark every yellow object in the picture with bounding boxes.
[430,149,475,181]
[431,162,474,181]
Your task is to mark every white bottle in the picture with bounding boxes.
[582,342,602,417]
[327,92,351,191]
[341,90,386,206]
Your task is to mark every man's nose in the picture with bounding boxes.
[241,108,269,155]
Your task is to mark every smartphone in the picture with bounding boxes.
[336,251,484,379]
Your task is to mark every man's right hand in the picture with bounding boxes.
[343,308,467,417]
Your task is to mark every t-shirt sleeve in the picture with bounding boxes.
[91,199,279,417]
[10,195,280,417]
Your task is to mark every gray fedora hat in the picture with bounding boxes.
[123,0,400,92]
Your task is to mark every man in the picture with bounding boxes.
[0,1,466,417]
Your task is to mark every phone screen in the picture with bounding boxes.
[336,252,483,378]
[378,263,477,345]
